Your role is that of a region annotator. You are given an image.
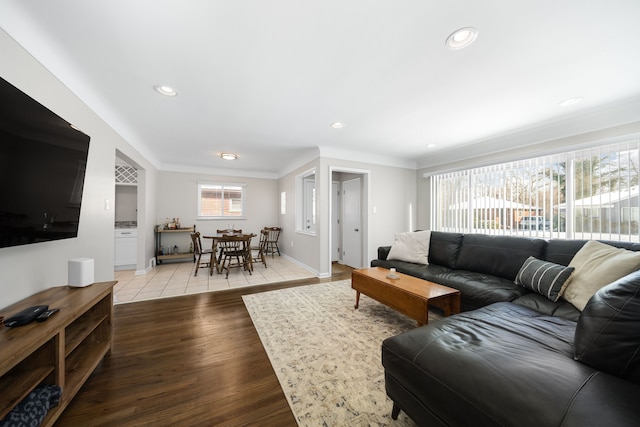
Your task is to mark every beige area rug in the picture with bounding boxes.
[243,280,441,426]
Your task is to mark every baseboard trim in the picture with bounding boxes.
[281,254,319,277]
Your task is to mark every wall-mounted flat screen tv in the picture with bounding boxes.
[0,76,90,248]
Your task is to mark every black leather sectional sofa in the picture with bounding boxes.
[372,231,640,426]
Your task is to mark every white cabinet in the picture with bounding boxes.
[115,229,137,268]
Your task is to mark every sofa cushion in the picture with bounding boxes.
[387,230,431,264]
[428,231,463,269]
[543,239,588,266]
[456,234,546,280]
[543,239,640,266]
[574,270,640,384]
[600,239,640,252]
[370,258,527,311]
[436,270,529,310]
[514,256,574,302]
[564,240,640,310]
[377,246,392,261]
[512,293,580,321]
[370,258,452,282]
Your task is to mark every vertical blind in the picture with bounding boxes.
[430,139,640,242]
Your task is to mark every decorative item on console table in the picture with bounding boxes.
[162,217,181,230]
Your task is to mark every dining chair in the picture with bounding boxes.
[190,232,214,276]
[215,229,243,262]
[219,234,254,278]
[250,229,269,269]
[264,227,282,257]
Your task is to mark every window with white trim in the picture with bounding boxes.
[295,168,316,234]
[197,182,245,219]
[430,139,640,241]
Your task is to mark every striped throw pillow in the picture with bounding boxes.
[515,257,575,302]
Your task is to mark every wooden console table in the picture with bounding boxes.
[155,225,196,264]
[0,281,116,426]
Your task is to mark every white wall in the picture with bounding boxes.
[416,173,431,231]
[155,171,278,252]
[278,157,417,277]
[322,158,417,275]
[0,29,157,308]
[278,159,322,274]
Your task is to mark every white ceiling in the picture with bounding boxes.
[2,0,640,178]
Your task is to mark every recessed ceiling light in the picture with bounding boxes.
[426,144,437,148]
[559,97,584,107]
[446,27,478,50]
[154,85,178,97]
[330,122,344,129]
[220,153,238,160]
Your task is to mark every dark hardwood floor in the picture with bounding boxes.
[55,263,353,426]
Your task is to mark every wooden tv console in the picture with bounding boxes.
[0,281,116,426]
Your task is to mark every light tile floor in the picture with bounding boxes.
[113,256,315,304]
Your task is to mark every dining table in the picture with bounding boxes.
[203,232,255,275]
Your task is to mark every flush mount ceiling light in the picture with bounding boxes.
[153,85,178,97]
[220,152,238,160]
[330,122,344,129]
[426,143,437,148]
[559,97,584,107]
[446,27,478,50]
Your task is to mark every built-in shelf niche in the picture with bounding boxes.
[115,164,137,185]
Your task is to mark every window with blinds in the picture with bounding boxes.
[430,139,640,241]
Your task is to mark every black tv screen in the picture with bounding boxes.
[0,76,90,248]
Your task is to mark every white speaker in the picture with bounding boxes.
[68,258,94,287]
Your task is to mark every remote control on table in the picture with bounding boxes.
[4,305,49,327]
[36,308,60,322]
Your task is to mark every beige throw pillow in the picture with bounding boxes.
[387,230,431,265]
[563,240,640,311]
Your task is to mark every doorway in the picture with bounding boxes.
[329,167,369,272]
[331,181,340,262]
[342,177,362,268]
[115,150,146,273]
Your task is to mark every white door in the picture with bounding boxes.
[332,181,340,262]
[342,177,362,268]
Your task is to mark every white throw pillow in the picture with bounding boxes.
[387,230,431,265]
[562,240,640,311]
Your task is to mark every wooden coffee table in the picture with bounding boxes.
[352,267,460,326]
